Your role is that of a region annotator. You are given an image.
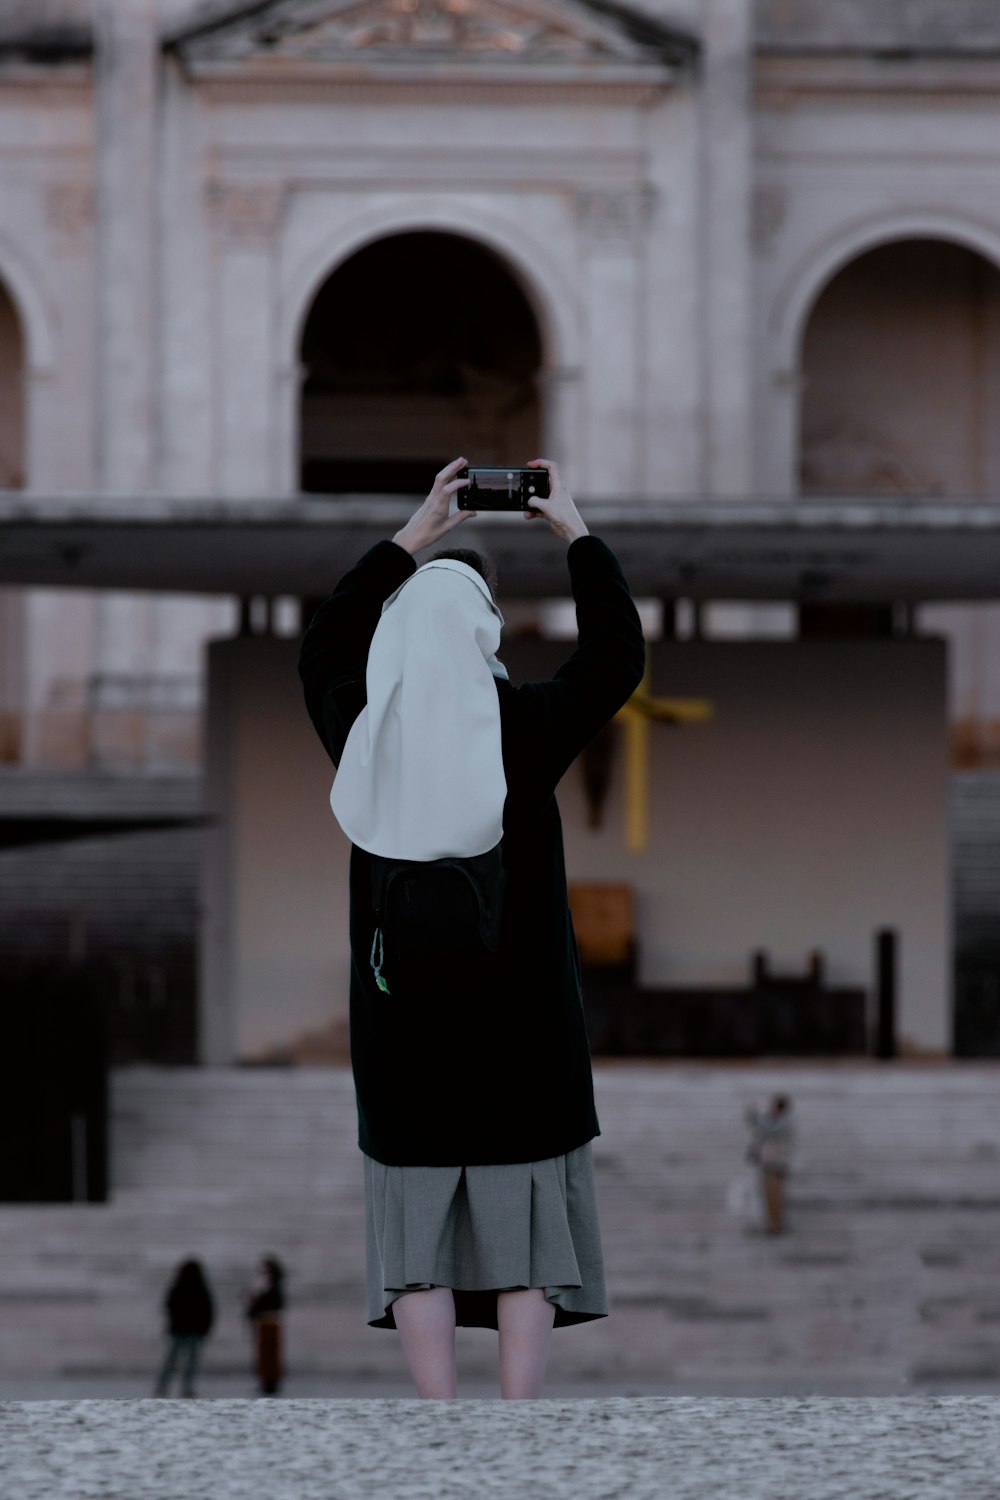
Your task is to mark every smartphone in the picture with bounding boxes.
[457,466,550,511]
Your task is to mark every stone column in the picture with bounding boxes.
[699,0,754,497]
[537,363,584,486]
[39,180,97,488]
[643,83,703,499]
[274,355,306,496]
[209,182,286,498]
[759,364,802,498]
[575,186,650,500]
[93,0,158,750]
[201,635,353,1064]
[93,0,157,493]
[0,592,25,762]
[158,51,216,494]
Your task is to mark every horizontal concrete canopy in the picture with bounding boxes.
[2,495,1000,601]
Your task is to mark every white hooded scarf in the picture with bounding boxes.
[329,558,508,861]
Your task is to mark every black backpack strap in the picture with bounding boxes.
[464,844,506,950]
[367,843,506,980]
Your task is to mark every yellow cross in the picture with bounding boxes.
[614,650,713,852]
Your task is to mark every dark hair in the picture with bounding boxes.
[430,548,499,602]
[172,1258,209,1294]
[262,1256,284,1287]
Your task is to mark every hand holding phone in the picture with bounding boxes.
[457,467,550,511]
[391,457,475,555]
[519,460,589,543]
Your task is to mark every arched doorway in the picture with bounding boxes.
[798,236,1000,732]
[0,277,25,764]
[798,237,1000,1054]
[800,239,1000,497]
[0,278,24,489]
[298,231,543,494]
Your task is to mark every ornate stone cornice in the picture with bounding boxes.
[167,0,697,85]
[0,23,92,66]
[45,180,94,253]
[756,0,1000,57]
[756,52,1000,107]
[751,182,787,256]
[192,68,673,106]
[575,183,655,244]
[206,180,286,244]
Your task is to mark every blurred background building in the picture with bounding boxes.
[5,0,1000,1086]
[4,0,1000,1399]
[1,0,1000,1158]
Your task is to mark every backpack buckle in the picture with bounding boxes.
[370,926,391,994]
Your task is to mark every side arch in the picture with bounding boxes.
[758,210,1000,496]
[0,230,57,375]
[771,209,1000,377]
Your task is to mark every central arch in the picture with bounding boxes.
[298,231,545,494]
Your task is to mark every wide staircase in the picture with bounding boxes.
[2,1064,999,1394]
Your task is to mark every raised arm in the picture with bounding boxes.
[509,534,647,794]
[297,459,473,765]
[298,541,415,766]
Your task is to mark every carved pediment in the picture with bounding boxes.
[171,0,696,71]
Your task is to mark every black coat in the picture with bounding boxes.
[298,535,645,1165]
[246,1284,285,1320]
[166,1280,214,1338]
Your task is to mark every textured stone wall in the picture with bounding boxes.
[756,0,1000,51]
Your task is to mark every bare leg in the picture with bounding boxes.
[154,1337,178,1396]
[497,1288,556,1399]
[392,1288,458,1399]
[763,1170,785,1234]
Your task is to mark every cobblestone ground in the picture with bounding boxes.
[1,1397,998,1500]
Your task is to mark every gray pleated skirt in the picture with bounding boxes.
[363,1142,607,1330]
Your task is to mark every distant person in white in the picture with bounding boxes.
[745,1095,794,1235]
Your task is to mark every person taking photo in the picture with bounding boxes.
[298,456,645,1398]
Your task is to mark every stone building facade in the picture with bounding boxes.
[1,0,1000,1058]
[3,0,1000,762]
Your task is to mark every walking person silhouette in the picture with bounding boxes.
[746,1096,795,1235]
[245,1256,286,1396]
[154,1258,214,1398]
[299,456,645,1398]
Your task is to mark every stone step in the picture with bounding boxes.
[4,1064,1000,1388]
